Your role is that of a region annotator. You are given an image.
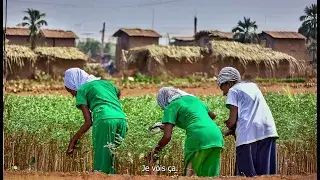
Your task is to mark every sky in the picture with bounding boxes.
[3,0,317,45]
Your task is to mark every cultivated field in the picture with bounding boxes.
[4,91,317,179]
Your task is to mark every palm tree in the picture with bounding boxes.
[232,17,258,44]
[298,4,317,42]
[22,8,48,50]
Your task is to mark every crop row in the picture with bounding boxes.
[4,93,317,175]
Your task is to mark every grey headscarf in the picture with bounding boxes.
[217,67,241,87]
[157,87,194,109]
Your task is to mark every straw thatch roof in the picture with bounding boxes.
[35,47,88,61]
[4,45,88,71]
[205,41,301,70]
[124,40,301,72]
[127,45,202,65]
[4,45,37,70]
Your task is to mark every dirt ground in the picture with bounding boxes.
[8,82,317,96]
[4,171,317,180]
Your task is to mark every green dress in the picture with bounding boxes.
[162,96,224,177]
[76,80,127,174]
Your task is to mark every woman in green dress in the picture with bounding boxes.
[64,68,127,174]
[148,87,224,177]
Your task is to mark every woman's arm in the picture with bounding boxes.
[117,89,121,99]
[67,105,92,154]
[208,111,216,120]
[225,105,238,129]
[153,123,174,154]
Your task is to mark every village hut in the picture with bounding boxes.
[34,47,88,77]
[259,31,309,62]
[204,41,302,79]
[4,45,37,80]
[112,28,162,70]
[5,45,88,79]
[123,45,204,77]
[122,40,302,78]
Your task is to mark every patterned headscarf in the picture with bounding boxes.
[64,68,101,91]
[157,87,194,109]
[217,67,241,87]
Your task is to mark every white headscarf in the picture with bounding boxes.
[217,67,241,87]
[64,68,101,91]
[157,87,194,109]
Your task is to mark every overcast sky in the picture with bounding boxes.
[4,0,317,44]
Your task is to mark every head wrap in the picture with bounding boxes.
[157,87,194,109]
[64,68,101,91]
[217,67,241,87]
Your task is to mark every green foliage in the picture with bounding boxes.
[298,4,317,42]
[22,8,48,50]
[134,73,161,84]
[77,39,116,61]
[4,93,316,173]
[104,43,116,60]
[4,93,316,152]
[232,17,259,44]
[255,77,306,83]
[77,38,101,60]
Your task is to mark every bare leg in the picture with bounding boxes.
[186,152,198,176]
[186,162,194,176]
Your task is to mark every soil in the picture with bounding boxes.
[7,82,317,97]
[4,171,317,180]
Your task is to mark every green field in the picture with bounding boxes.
[4,93,317,175]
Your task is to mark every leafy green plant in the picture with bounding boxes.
[3,93,317,175]
[255,77,306,83]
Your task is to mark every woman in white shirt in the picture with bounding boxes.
[217,67,279,177]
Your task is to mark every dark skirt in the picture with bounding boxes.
[235,137,277,177]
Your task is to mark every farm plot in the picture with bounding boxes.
[4,93,317,176]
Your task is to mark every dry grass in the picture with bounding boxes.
[124,41,301,73]
[4,135,316,176]
[4,45,37,71]
[35,47,88,61]
[206,41,302,71]
[128,45,202,65]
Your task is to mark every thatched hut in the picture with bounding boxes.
[34,47,88,77]
[123,45,205,77]
[204,41,302,79]
[122,40,303,78]
[4,45,37,80]
[5,45,88,80]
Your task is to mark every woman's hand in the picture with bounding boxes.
[66,139,77,155]
[146,151,159,163]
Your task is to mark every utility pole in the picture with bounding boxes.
[194,9,197,36]
[152,8,155,29]
[100,22,105,62]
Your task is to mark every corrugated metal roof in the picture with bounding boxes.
[112,28,162,38]
[5,27,79,39]
[172,37,195,41]
[262,31,306,40]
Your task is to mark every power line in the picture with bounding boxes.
[10,0,187,9]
